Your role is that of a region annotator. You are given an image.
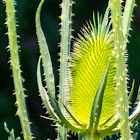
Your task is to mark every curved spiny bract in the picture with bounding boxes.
[4,0,32,139]
[36,0,56,99]
[129,87,140,124]
[37,57,86,134]
[37,57,58,121]
[88,62,110,133]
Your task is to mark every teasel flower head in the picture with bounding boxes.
[37,6,121,139]
[36,1,139,139]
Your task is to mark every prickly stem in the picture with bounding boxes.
[82,135,102,140]
[58,0,73,139]
[110,0,131,139]
[4,0,32,139]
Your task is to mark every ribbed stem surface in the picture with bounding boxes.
[5,0,32,139]
[58,0,73,139]
[110,0,131,139]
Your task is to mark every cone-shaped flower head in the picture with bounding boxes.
[65,10,119,130]
[36,1,140,139]
[36,2,120,138]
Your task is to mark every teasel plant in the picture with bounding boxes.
[36,0,140,139]
[3,0,140,139]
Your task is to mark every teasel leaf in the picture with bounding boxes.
[42,87,85,132]
[98,119,119,135]
[36,0,56,99]
[88,62,110,133]
[37,56,58,121]
[129,86,140,124]
[129,79,135,102]
[60,101,87,128]
[42,88,86,131]
[37,57,85,132]
[4,122,21,140]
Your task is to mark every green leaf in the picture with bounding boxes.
[60,100,87,128]
[132,122,139,140]
[51,98,84,132]
[88,62,109,133]
[99,114,115,127]
[37,57,84,132]
[129,86,140,124]
[37,56,58,121]
[98,119,119,135]
[36,0,56,98]
[4,122,21,140]
[129,79,135,102]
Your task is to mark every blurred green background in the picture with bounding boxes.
[0,0,139,139]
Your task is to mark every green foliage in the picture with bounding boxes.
[4,122,21,140]
[2,0,140,139]
[36,0,140,139]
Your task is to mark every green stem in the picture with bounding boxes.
[110,0,131,140]
[58,0,73,139]
[4,0,32,139]
[82,135,103,140]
